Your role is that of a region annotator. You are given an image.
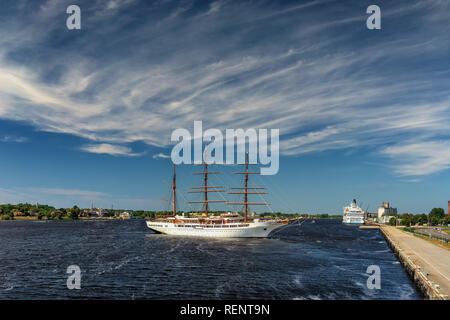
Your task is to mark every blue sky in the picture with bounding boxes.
[0,0,449,214]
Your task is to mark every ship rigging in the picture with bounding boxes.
[146,154,286,238]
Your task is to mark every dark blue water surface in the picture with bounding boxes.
[0,219,421,299]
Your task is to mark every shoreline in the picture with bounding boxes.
[0,216,138,222]
[0,216,343,222]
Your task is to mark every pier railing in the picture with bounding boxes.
[402,227,450,246]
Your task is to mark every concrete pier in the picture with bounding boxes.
[380,225,450,300]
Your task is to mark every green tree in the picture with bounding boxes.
[389,217,397,226]
[134,210,144,218]
[444,215,450,226]
[400,213,413,226]
[70,206,80,220]
[413,214,428,225]
[430,216,440,226]
[429,208,445,219]
[52,210,63,220]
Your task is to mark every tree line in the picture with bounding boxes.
[1,203,447,224]
[388,208,450,226]
[0,203,80,220]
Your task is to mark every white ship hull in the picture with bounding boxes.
[342,216,365,224]
[146,220,284,238]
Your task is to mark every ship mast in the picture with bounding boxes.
[160,163,177,217]
[228,152,269,222]
[188,162,226,215]
[172,163,176,217]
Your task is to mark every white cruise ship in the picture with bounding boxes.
[343,199,365,224]
[146,155,286,238]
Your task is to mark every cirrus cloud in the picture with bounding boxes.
[0,0,449,178]
[80,143,144,157]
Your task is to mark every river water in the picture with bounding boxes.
[0,219,421,299]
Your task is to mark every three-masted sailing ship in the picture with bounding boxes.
[146,154,285,238]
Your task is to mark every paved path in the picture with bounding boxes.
[383,226,450,297]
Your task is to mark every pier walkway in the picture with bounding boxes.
[381,225,450,299]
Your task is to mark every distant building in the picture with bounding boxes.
[51,210,63,217]
[366,212,378,219]
[365,212,377,222]
[119,211,133,219]
[13,211,24,216]
[377,202,397,220]
[96,208,109,217]
[79,210,90,217]
[28,209,38,216]
[448,201,450,215]
[379,215,394,224]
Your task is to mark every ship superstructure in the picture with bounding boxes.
[343,199,365,224]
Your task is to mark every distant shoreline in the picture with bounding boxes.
[0,216,135,222]
[0,216,343,223]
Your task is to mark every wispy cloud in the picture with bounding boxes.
[205,0,226,15]
[382,141,450,176]
[80,143,144,157]
[152,152,171,159]
[105,0,136,11]
[26,187,108,198]
[0,135,28,143]
[0,0,449,177]
[0,186,108,207]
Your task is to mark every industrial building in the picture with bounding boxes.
[378,202,397,224]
